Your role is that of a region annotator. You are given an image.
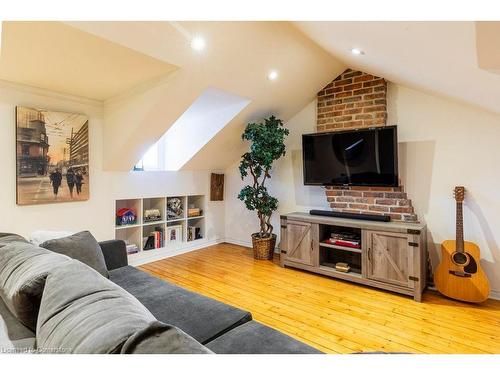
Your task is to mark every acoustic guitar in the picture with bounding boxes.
[434,186,490,303]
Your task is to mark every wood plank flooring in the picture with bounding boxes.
[139,243,500,354]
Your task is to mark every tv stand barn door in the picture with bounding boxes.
[280,212,427,302]
[282,221,317,267]
[364,230,415,289]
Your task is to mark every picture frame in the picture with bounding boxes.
[16,106,89,205]
[167,225,182,244]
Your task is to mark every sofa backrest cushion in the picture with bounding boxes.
[0,241,72,331]
[0,233,28,248]
[36,261,156,354]
[40,231,109,278]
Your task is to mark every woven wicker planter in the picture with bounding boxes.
[251,233,277,260]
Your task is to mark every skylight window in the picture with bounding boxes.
[134,87,250,171]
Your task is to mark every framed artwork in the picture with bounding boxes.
[16,106,89,205]
[167,225,182,244]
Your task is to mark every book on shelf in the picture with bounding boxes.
[325,231,361,249]
[330,232,359,241]
[125,243,139,255]
[323,238,360,248]
[143,226,164,250]
[188,226,203,241]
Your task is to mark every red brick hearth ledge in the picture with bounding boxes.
[325,186,418,222]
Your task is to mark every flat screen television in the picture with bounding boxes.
[302,126,398,187]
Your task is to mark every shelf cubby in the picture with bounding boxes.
[318,223,362,275]
[142,197,166,224]
[115,199,142,228]
[166,196,186,221]
[142,223,166,250]
[187,216,205,242]
[115,225,142,253]
[187,195,205,218]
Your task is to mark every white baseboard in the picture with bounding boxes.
[223,237,279,253]
[223,237,252,248]
[488,289,500,301]
[128,237,224,267]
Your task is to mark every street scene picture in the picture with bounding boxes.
[16,106,89,205]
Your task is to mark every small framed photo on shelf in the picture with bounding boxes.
[167,225,182,244]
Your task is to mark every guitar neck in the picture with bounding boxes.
[456,201,464,253]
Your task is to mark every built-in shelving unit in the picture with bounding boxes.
[115,195,206,264]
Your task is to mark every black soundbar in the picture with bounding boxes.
[309,209,391,222]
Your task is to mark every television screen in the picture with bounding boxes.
[302,126,398,186]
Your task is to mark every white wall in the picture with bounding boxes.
[224,101,326,246]
[225,83,500,297]
[0,81,224,243]
[388,83,500,296]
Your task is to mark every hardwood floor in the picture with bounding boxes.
[139,243,500,354]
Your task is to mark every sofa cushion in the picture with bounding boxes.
[41,231,109,278]
[0,233,28,248]
[36,261,156,354]
[0,297,36,352]
[0,241,72,330]
[206,321,322,354]
[121,321,212,354]
[109,266,252,344]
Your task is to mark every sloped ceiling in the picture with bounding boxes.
[66,21,345,171]
[0,22,177,101]
[294,21,500,115]
[476,21,500,74]
[3,21,500,172]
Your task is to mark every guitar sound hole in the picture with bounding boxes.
[452,252,469,265]
[463,253,478,274]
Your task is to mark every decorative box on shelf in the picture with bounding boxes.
[144,208,162,223]
[116,208,137,226]
[188,208,202,217]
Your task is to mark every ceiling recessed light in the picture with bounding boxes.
[191,36,206,51]
[351,48,364,56]
[267,70,278,81]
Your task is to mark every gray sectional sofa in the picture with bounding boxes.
[0,233,320,354]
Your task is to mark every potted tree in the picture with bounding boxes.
[238,116,289,260]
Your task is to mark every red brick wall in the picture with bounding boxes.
[317,69,387,132]
[325,186,417,222]
[317,69,418,222]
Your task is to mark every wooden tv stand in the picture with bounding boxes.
[280,212,427,301]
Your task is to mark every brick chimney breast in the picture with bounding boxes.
[317,69,387,132]
[317,69,418,222]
